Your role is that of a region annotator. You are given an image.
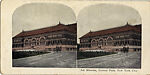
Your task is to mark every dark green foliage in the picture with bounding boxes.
[12,51,50,59]
[77,51,116,59]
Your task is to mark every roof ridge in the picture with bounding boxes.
[14,23,77,38]
[22,22,77,32]
[23,24,65,32]
[92,24,132,33]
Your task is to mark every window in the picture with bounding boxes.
[91,39,98,46]
[25,40,29,46]
[98,39,103,46]
[107,37,113,45]
[40,38,45,45]
[32,39,36,46]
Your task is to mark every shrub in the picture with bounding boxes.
[12,51,49,59]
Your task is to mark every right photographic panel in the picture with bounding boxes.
[77,4,141,68]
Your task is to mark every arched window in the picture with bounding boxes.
[40,38,45,45]
[36,39,40,45]
[24,39,29,46]
[98,39,103,46]
[91,39,98,47]
[107,37,113,45]
[103,39,107,46]
[32,39,36,46]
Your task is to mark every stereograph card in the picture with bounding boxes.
[1,0,150,74]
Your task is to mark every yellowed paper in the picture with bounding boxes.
[1,0,150,74]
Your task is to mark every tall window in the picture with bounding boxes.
[91,39,98,47]
[98,39,103,46]
[40,38,45,45]
[32,39,36,46]
[25,40,29,46]
[107,37,113,46]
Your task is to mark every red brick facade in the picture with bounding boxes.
[12,22,77,51]
[79,23,141,52]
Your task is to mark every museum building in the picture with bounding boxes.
[79,23,141,52]
[12,22,77,51]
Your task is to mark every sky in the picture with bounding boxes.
[77,4,141,43]
[12,3,76,37]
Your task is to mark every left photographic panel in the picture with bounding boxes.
[12,3,77,68]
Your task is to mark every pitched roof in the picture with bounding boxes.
[14,23,77,38]
[80,24,141,39]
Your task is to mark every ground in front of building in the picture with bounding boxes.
[13,51,141,68]
[77,52,141,68]
[13,51,77,68]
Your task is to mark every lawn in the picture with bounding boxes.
[77,51,116,59]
